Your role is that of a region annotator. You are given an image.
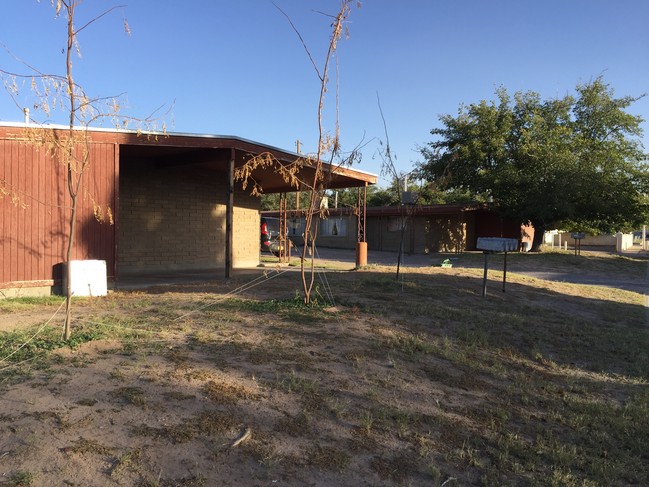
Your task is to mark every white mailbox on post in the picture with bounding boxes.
[476,237,519,252]
[476,238,519,297]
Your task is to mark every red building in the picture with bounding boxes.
[265,204,533,254]
[0,123,375,296]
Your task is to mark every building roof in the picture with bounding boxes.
[0,122,377,192]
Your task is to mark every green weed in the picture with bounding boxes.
[6,470,35,487]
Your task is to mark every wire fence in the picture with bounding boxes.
[0,252,343,372]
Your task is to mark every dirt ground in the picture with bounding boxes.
[0,249,647,486]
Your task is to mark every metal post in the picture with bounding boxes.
[362,183,367,242]
[502,251,507,292]
[357,187,361,242]
[355,184,368,268]
[279,193,288,263]
[482,252,489,297]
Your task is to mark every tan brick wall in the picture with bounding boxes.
[118,165,226,274]
[118,163,263,274]
[424,215,466,253]
[232,189,261,268]
[366,215,467,253]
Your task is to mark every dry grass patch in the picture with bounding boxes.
[0,251,647,485]
[132,409,236,445]
[202,378,258,404]
[110,386,147,408]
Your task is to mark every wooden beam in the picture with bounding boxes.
[114,142,120,284]
[225,149,235,278]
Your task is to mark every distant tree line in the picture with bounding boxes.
[263,77,647,253]
[416,77,647,250]
[260,180,477,211]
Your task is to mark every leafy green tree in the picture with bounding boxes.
[408,182,479,206]
[417,77,648,250]
[262,185,401,211]
[366,185,399,207]
[260,192,311,211]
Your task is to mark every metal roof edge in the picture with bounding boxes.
[0,120,378,180]
[0,120,296,153]
[263,202,485,217]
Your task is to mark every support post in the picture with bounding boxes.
[356,187,361,242]
[363,183,367,242]
[502,251,507,292]
[356,184,368,268]
[225,149,234,278]
[482,252,489,297]
[279,193,288,263]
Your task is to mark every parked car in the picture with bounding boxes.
[261,217,283,256]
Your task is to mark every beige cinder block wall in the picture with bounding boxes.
[119,162,262,274]
[232,189,261,268]
[424,215,466,253]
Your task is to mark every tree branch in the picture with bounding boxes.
[273,3,323,81]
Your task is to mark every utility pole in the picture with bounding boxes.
[295,139,301,210]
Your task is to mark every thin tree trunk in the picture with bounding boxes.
[300,190,321,304]
[530,222,545,252]
[63,1,77,340]
[396,216,406,281]
[299,5,346,304]
[63,193,77,340]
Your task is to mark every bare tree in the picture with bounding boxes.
[375,93,413,280]
[236,1,359,304]
[1,0,161,339]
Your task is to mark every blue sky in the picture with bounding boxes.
[1,1,647,185]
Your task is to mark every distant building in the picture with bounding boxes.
[265,204,533,254]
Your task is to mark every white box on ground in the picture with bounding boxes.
[64,260,108,297]
[477,237,519,252]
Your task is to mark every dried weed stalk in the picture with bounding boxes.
[236,1,358,304]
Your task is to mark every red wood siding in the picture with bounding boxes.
[474,210,527,245]
[1,135,116,287]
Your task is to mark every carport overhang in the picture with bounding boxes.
[116,130,377,279]
[117,131,377,193]
[0,121,377,293]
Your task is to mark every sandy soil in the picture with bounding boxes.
[0,250,647,486]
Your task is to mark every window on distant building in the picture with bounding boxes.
[320,217,347,237]
[387,216,407,232]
